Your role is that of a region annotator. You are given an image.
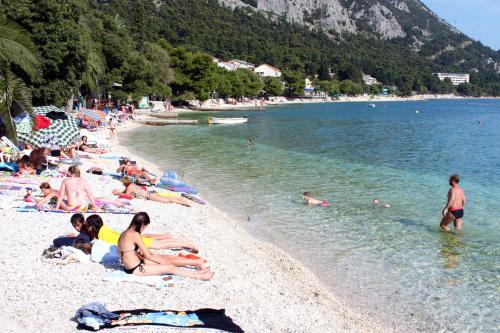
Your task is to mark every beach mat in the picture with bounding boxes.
[0,184,22,191]
[16,207,136,214]
[76,303,243,332]
[102,270,179,289]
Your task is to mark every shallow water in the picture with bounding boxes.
[123,99,500,332]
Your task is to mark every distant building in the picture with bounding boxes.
[435,73,470,86]
[362,74,379,86]
[213,58,255,71]
[303,78,314,96]
[254,64,282,78]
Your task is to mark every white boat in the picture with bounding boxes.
[208,117,248,124]
[368,103,376,108]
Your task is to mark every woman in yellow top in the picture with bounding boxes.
[85,214,199,253]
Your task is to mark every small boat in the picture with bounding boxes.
[368,103,376,108]
[208,117,248,124]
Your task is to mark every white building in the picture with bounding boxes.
[254,64,282,78]
[436,73,470,86]
[362,74,379,86]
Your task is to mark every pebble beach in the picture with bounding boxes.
[0,119,389,332]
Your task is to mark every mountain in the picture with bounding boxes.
[91,0,499,95]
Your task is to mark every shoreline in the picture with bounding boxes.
[112,121,392,332]
[0,119,390,332]
[179,94,499,111]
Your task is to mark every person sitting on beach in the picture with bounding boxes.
[116,212,213,280]
[17,155,36,175]
[303,192,329,206]
[56,165,98,212]
[84,213,199,253]
[116,159,157,184]
[113,176,191,207]
[372,198,391,208]
[52,213,91,247]
[77,136,107,154]
[35,182,61,209]
[29,147,47,171]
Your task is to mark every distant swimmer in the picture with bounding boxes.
[303,192,329,206]
[416,110,419,114]
[247,139,255,146]
[372,198,391,208]
[440,174,466,232]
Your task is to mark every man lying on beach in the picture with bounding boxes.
[113,176,191,207]
[81,213,209,274]
[440,174,466,232]
[303,192,329,206]
[116,212,213,280]
[56,165,98,212]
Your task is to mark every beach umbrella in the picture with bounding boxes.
[78,108,105,121]
[17,106,80,148]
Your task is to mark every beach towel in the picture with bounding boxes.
[0,184,22,191]
[182,193,206,205]
[90,240,120,264]
[76,303,243,332]
[5,177,41,185]
[0,162,18,172]
[102,270,179,289]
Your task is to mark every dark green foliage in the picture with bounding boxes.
[282,70,305,97]
[263,77,284,96]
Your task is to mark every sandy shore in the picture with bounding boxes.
[0,120,391,332]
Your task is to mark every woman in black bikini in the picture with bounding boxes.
[117,212,213,280]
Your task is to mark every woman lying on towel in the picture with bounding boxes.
[116,158,157,184]
[77,136,107,154]
[84,214,199,253]
[113,176,191,207]
[91,214,212,279]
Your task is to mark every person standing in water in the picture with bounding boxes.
[440,174,466,232]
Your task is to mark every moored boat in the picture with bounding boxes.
[208,117,248,124]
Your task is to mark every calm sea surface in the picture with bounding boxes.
[123,99,500,332]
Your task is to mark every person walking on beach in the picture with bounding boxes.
[108,118,116,140]
[440,174,466,232]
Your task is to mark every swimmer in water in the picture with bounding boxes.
[372,198,391,208]
[247,139,255,146]
[303,192,329,206]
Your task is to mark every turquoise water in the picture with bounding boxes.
[124,100,500,332]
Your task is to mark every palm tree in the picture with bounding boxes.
[0,15,40,142]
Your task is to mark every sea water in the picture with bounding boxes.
[123,99,500,332]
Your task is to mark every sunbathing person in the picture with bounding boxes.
[56,165,98,211]
[77,136,107,154]
[116,212,212,280]
[17,155,36,175]
[113,176,191,207]
[116,158,157,184]
[84,213,198,252]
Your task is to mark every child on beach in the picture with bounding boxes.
[303,192,329,206]
[35,182,60,209]
[52,213,91,247]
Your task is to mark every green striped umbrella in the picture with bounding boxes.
[17,106,80,148]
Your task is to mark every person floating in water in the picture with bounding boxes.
[303,192,329,206]
[440,174,466,232]
[247,139,255,146]
[372,198,391,208]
